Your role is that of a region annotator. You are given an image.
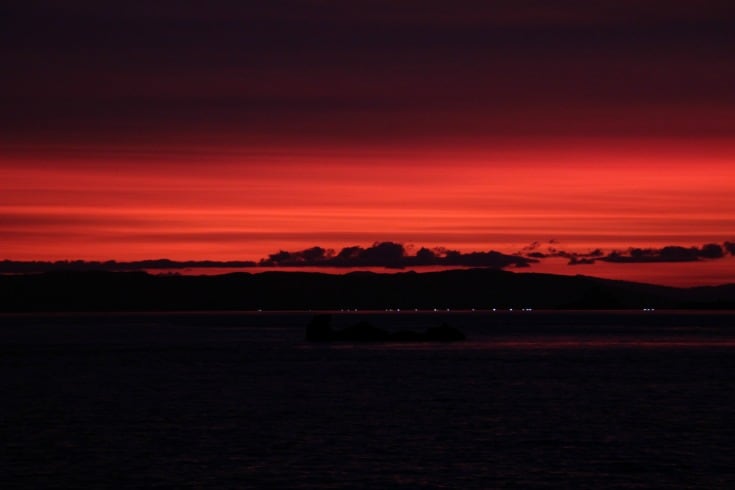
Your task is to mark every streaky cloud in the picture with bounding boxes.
[0,259,257,273]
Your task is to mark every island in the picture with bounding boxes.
[306,314,466,342]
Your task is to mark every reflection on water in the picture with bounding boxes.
[2,311,735,488]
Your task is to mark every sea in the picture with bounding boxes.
[2,310,735,489]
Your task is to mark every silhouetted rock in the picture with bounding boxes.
[332,321,392,341]
[424,322,466,341]
[389,330,426,342]
[305,314,334,341]
[305,316,465,343]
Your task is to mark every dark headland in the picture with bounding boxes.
[2,268,735,312]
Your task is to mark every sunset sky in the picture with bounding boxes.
[2,1,734,285]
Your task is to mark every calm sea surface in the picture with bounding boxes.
[2,311,735,489]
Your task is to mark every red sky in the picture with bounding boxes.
[2,1,734,285]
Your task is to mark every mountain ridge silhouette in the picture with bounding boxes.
[2,268,734,312]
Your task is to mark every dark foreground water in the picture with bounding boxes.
[2,311,735,489]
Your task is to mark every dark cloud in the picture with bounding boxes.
[260,246,335,267]
[568,257,596,265]
[259,241,533,269]
[442,250,531,268]
[3,240,732,273]
[358,242,406,267]
[518,241,731,265]
[519,240,603,260]
[336,246,364,261]
[599,243,727,263]
[699,243,725,259]
[415,247,438,264]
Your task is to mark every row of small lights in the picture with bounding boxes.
[255,307,656,312]
[339,307,535,312]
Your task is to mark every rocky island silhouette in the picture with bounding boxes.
[305,314,466,342]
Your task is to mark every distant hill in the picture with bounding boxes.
[1,269,734,312]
